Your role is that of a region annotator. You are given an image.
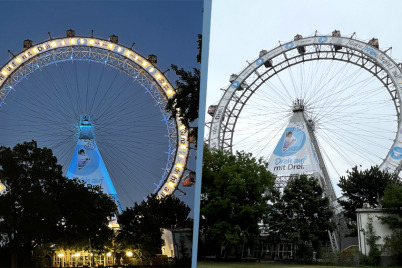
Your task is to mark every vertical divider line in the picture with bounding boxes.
[192,1,212,267]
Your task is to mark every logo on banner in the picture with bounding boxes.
[285,42,294,50]
[274,127,306,157]
[391,147,402,160]
[256,58,264,66]
[231,81,240,89]
[318,36,328,43]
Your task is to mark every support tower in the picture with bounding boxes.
[66,114,123,213]
[267,99,339,251]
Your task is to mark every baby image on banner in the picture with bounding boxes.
[274,127,306,157]
[283,131,297,152]
[78,149,91,170]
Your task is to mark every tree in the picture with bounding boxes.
[338,165,399,235]
[380,183,402,264]
[0,141,117,267]
[267,175,333,260]
[54,182,117,251]
[117,194,191,264]
[200,148,276,258]
[165,34,201,136]
[365,217,381,266]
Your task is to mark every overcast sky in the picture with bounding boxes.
[205,0,402,196]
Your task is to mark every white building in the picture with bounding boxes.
[356,207,398,266]
[161,228,192,260]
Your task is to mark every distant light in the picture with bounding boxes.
[149,67,154,73]
[8,64,14,69]
[80,39,85,44]
[42,44,47,50]
[33,47,39,54]
[179,125,186,131]
[155,74,161,79]
[180,144,187,150]
[100,41,103,46]
[134,55,139,60]
[117,47,122,52]
[176,163,183,169]
[108,43,114,49]
[58,253,64,258]
[51,41,57,47]
[142,61,148,67]
[166,89,173,96]
[73,253,80,257]
[1,71,7,76]
[168,181,175,188]
[126,252,133,257]
[178,154,185,159]
[61,40,66,45]
[106,252,112,257]
[125,51,131,56]
[162,82,167,86]
[89,39,95,45]
[163,190,169,195]
[70,39,76,44]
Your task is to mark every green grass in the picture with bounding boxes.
[196,260,373,268]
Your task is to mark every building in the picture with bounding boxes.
[356,207,399,266]
[161,228,192,260]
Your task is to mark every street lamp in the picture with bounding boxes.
[57,253,64,267]
[106,252,112,266]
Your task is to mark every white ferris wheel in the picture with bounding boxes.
[207,31,402,188]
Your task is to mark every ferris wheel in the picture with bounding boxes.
[0,30,190,205]
[207,31,402,183]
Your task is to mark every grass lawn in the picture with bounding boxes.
[196,261,372,268]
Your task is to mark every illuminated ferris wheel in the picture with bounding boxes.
[0,30,190,205]
[207,30,402,182]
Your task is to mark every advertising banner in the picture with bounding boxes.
[67,138,118,196]
[268,119,322,177]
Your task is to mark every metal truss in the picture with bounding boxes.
[218,45,400,153]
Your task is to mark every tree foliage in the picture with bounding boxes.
[0,141,117,267]
[364,217,381,266]
[200,148,275,258]
[380,183,402,264]
[165,34,201,131]
[337,165,399,234]
[117,194,191,261]
[266,175,333,258]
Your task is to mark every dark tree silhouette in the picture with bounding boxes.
[0,141,117,268]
